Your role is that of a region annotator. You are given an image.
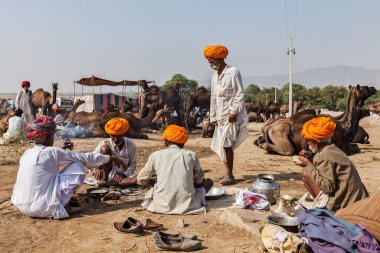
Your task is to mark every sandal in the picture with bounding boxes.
[142,219,163,231]
[114,217,144,235]
[219,178,236,186]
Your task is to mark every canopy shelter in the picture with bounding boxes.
[73,75,153,112]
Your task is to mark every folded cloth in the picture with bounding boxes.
[298,208,380,253]
[235,189,270,211]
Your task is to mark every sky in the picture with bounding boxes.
[0,0,379,93]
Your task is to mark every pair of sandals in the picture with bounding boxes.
[114,217,163,235]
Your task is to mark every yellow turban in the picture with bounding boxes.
[162,124,188,144]
[204,45,228,59]
[302,117,336,143]
[105,117,129,136]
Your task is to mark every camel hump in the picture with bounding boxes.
[34,88,44,92]
[196,87,208,93]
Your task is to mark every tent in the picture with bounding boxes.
[75,93,139,112]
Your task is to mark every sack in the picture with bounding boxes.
[261,224,303,253]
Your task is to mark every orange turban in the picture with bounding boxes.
[204,45,228,59]
[105,117,129,136]
[162,124,188,144]
[52,107,61,112]
[302,117,336,143]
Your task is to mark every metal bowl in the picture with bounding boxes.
[206,187,226,200]
[86,187,110,196]
[267,214,300,233]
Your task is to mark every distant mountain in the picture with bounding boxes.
[242,65,380,88]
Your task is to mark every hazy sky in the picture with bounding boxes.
[1,0,379,93]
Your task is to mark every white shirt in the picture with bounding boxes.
[3,116,25,139]
[137,145,204,214]
[209,65,248,124]
[15,89,32,115]
[11,145,110,218]
[95,137,137,180]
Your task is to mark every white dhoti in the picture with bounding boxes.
[23,114,35,124]
[211,120,249,162]
[51,161,86,219]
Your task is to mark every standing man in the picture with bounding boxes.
[204,45,249,185]
[15,80,34,124]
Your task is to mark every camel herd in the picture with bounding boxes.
[0,82,378,158]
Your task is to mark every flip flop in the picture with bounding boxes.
[212,176,224,182]
[219,178,236,186]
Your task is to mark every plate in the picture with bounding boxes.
[86,187,110,196]
[206,187,226,200]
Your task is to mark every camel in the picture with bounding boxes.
[138,82,185,127]
[62,99,85,122]
[264,102,280,120]
[279,101,303,116]
[32,83,58,117]
[89,105,160,139]
[255,85,376,156]
[184,87,211,129]
[367,102,380,116]
[245,102,265,122]
[352,109,371,144]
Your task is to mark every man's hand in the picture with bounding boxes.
[228,112,237,123]
[92,168,102,180]
[61,141,74,150]
[110,156,127,169]
[292,155,310,167]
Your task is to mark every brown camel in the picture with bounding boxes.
[264,102,280,120]
[352,109,371,144]
[32,83,58,117]
[139,82,185,127]
[367,102,380,116]
[256,85,376,156]
[245,102,265,122]
[62,99,85,122]
[184,87,211,129]
[279,101,303,115]
[88,105,160,139]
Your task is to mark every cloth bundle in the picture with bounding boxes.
[235,189,270,211]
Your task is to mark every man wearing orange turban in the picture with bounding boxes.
[293,117,369,212]
[91,117,137,187]
[136,124,213,214]
[204,45,249,185]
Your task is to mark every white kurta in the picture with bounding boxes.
[94,137,137,181]
[15,89,34,123]
[11,145,110,219]
[0,116,25,144]
[137,145,205,214]
[209,65,249,161]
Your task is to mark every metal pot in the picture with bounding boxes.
[267,214,300,233]
[250,174,280,204]
[271,194,296,216]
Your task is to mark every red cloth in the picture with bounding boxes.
[21,81,30,87]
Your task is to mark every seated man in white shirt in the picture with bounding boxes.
[11,115,124,219]
[91,118,137,187]
[137,124,213,214]
[0,108,25,145]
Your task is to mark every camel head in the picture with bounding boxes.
[52,82,58,91]
[349,84,377,109]
[75,99,85,106]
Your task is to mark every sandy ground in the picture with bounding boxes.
[1,119,379,253]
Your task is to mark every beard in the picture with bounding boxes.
[308,144,319,154]
[211,65,219,70]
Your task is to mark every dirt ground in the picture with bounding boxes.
[1,119,379,253]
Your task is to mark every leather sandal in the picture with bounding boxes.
[154,232,201,251]
[114,218,144,235]
[142,219,163,231]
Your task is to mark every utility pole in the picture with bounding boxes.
[274,86,277,103]
[287,37,295,116]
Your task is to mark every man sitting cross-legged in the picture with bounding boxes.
[91,118,137,187]
[11,116,124,219]
[137,124,213,214]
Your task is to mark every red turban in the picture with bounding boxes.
[21,81,30,87]
[105,118,129,136]
[162,124,188,144]
[204,45,228,59]
[302,117,336,143]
